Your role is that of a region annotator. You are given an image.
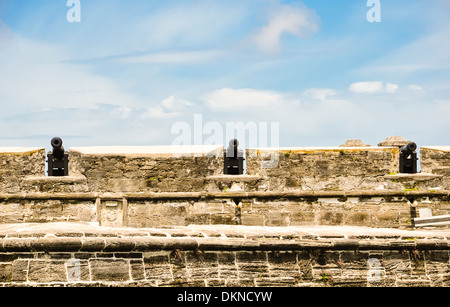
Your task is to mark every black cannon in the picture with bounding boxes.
[399,142,418,174]
[224,139,244,175]
[47,137,69,176]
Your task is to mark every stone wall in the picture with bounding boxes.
[246,147,400,191]
[0,148,46,193]
[421,147,450,189]
[0,223,448,287]
[69,146,224,193]
[0,144,449,229]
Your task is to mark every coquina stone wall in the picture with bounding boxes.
[246,147,400,191]
[0,144,449,229]
[0,148,46,194]
[421,147,450,190]
[68,146,224,193]
[0,223,449,287]
[0,144,449,287]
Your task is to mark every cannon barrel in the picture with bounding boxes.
[230,139,239,149]
[224,139,244,175]
[51,137,65,160]
[400,142,417,154]
[226,139,240,158]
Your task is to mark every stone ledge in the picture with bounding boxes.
[70,145,224,158]
[0,147,45,155]
[421,146,450,152]
[384,173,443,181]
[0,223,449,253]
[247,146,399,154]
[206,175,263,183]
[23,175,87,184]
[0,189,448,201]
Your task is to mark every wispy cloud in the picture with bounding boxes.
[202,88,297,111]
[0,34,145,112]
[113,49,225,65]
[138,1,250,49]
[349,81,399,94]
[358,25,450,74]
[141,96,194,119]
[253,3,320,53]
[303,88,336,101]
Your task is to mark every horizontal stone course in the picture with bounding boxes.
[0,223,448,287]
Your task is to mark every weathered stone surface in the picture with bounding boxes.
[69,146,224,193]
[0,148,46,194]
[0,223,447,287]
[378,136,411,147]
[0,263,12,282]
[1,144,449,229]
[89,259,130,282]
[246,146,399,191]
[28,260,67,283]
[421,147,450,189]
[340,139,371,147]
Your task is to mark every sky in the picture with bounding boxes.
[0,0,449,150]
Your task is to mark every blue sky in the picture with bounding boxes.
[0,0,449,150]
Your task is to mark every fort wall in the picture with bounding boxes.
[0,142,449,287]
[0,144,449,229]
[0,223,449,287]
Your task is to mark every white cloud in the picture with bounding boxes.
[161,96,194,110]
[111,106,132,119]
[254,4,320,53]
[304,88,336,101]
[349,81,399,94]
[141,95,194,119]
[385,82,399,94]
[140,106,180,119]
[203,88,295,111]
[349,81,384,94]
[408,84,423,91]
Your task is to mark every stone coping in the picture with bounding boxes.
[247,146,398,154]
[0,147,45,155]
[421,146,450,152]
[70,145,224,158]
[383,173,443,181]
[0,189,448,201]
[23,175,87,183]
[206,175,263,182]
[0,223,449,252]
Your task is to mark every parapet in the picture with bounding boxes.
[68,145,224,193]
[421,146,450,176]
[246,146,400,191]
[0,147,46,193]
[0,143,449,229]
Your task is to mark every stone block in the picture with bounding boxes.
[11,260,29,283]
[185,251,219,280]
[28,260,67,283]
[143,252,172,282]
[89,259,131,282]
[130,259,145,281]
[0,263,12,283]
[236,251,270,279]
[217,252,238,279]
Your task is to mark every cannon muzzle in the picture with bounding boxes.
[47,137,69,176]
[224,139,244,175]
[51,137,65,160]
[399,142,418,174]
[400,142,417,154]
